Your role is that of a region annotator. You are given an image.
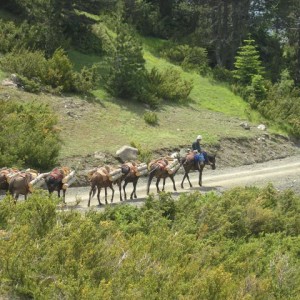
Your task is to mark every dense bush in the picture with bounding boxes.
[143,111,158,125]
[0,48,98,94]
[161,44,209,74]
[155,67,193,102]
[0,100,61,169]
[0,185,299,299]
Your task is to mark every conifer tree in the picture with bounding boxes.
[105,24,146,99]
[233,38,264,85]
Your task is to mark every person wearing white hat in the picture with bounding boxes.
[192,135,209,166]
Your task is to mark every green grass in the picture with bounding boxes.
[0,31,271,159]
[0,69,6,81]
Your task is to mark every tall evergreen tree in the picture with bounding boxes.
[233,38,264,85]
[105,24,146,99]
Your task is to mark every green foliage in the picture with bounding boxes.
[0,48,98,94]
[257,70,300,136]
[130,141,152,164]
[0,48,47,80]
[143,111,158,125]
[0,186,300,298]
[0,20,19,53]
[212,66,233,83]
[105,24,146,99]
[155,67,193,103]
[246,74,267,109]
[233,38,265,85]
[162,44,209,74]
[0,100,61,169]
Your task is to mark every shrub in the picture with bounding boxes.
[0,48,47,80]
[130,141,153,164]
[43,48,74,92]
[72,65,100,94]
[212,66,233,83]
[156,67,193,102]
[143,111,158,125]
[0,100,61,169]
[0,20,19,53]
[161,44,209,74]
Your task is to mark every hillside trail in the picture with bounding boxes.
[61,154,300,212]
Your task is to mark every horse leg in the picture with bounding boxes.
[131,179,138,199]
[88,185,96,207]
[118,181,123,202]
[162,178,166,191]
[123,181,128,200]
[62,189,66,203]
[147,172,155,195]
[199,168,203,186]
[110,185,115,203]
[181,172,187,189]
[170,175,177,191]
[156,178,161,193]
[186,172,193,188]
[97,187,102,206]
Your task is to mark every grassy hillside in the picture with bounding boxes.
[0,36,271,160]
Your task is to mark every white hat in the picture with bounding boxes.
[197,135,202,140]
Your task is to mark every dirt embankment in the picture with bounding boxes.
[59,133,300,187]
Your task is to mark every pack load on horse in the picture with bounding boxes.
[120,161,148,200]
[8,169,39,201]
[147,153,180,195]
[0,167,19,192]
[181,149,216,189]
[28,172,51,192]
[62,170,76,189]
[88,165,121,206]
[45,167,74,202]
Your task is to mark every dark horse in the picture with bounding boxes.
[45,167,70,202]
[146,155,180,195]
[121,162,146,200]
[181,152,216,188]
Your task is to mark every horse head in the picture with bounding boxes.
[207,154,216,170]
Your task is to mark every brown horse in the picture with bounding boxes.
[8,169,38,201]
[0,168,19,193]
[44,167,71,202]
[121,162,147,200]
[87,165,122,206]
[180,151,216,188]
[146,155,180,195]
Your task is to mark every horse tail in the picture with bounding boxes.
[91,186,97,198]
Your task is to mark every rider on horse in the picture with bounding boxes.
[192,135,209,167]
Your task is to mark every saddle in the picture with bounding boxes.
[123,162,138,175]
[95,166,110,181]
[50,168,64,181]
[149,158,168,170]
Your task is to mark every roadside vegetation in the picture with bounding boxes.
[0,185,299,298]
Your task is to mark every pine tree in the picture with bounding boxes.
[105,24,146,99]
[233,38,264,85]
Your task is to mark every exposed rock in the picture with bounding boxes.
[116,145,138,162]
[257,124,266,131]
[240,122,250,130]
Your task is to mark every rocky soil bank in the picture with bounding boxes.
[59,133,300,187]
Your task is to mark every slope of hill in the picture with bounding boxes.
[0,36,295,171]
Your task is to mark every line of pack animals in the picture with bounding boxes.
[0,151,216,206]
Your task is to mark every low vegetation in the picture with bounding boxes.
[0,185,299,298]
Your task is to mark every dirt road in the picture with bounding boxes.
[62,154,300,211]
